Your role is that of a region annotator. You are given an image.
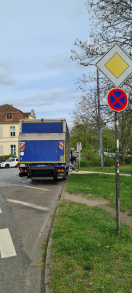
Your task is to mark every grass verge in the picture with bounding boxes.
[79,165,132,174]
[65,174,132,214]
[51,201,132,293]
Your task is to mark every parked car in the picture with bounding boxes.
[0,157,18,168]
[109,153,115,157]
[104,152,109,156]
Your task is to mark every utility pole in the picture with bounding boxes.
[97,68,103,167]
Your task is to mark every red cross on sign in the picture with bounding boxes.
[107,88,128,112]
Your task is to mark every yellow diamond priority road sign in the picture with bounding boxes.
[96,44,132,87]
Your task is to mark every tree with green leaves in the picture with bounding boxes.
[71,0,132,161]
[70,119,99,151]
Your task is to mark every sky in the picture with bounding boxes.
[0,0,90,128]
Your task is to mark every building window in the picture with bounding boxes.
[10,145,16,155]
[7,114,13,120]
[10,126,15,137]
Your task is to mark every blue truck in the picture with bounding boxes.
[18,119,70,180]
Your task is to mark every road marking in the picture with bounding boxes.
[24,185,50,191]
[6,199,48,211]
[0,208,2,213]
[0,228,16,258]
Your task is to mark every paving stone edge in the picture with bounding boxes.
[44,183,65,293]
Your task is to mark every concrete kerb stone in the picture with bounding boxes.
[45,183,65,293]
[45,236,53,293]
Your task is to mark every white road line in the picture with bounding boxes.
[24,185,50,191]
[0,228,16,258]
[0,208,2,213]
[6,198,48,211]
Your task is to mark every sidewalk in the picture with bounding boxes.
[62,190,132,229]
[72,170,131,176]
[64,170,132,227]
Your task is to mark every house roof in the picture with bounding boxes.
[0,104,22,113]
[0,104,27,122]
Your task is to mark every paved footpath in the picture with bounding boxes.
[67,171,132,227]
[62,191,132,229]
[72,170,131,176]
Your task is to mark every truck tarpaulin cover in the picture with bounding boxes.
[22,122,63,133]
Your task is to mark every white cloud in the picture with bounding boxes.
[24,89,81,106]
[0,0,90,125]
[0,88,81,123]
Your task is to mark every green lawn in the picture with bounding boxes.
[79,165,132,174]
[65,174,132,215]
[51,201,132,293]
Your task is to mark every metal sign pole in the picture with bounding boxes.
[79,151,80,171]
[95,44,131,237]
[97,69,103,167]
[115,112,120,236]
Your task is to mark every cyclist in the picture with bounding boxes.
[70,150,76,169]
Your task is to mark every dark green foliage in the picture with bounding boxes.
[3,154,17,160]
[125,156,132,164]
[103,156,115,167]
[81,149,100,167]
[80,155,125,168]
[80,160,94,167]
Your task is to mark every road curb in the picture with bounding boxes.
[44,183,65,293]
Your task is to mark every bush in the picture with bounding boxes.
[3,154,17,160]
[126,151,132,155]
[81,149,100,167]
[104,156,115,167]
[80,160,94,167]
[125,156,132,164]
[80,160,87,167]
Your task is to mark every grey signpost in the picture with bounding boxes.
[77,142,82,171]
[96,43,132,236]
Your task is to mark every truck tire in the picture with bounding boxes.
[63,171,66,180]
[66,166,70,176]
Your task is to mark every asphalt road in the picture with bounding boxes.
[0,168,64,293]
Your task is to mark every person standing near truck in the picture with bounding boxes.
[70,150,76,169]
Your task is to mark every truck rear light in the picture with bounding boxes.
[57,169,64,173]
[21,170,27,173]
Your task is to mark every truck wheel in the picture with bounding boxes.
[63,171,66,180]
[66,167,70,176]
